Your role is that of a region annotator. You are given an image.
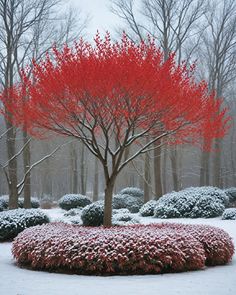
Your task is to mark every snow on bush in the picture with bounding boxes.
[113,208,130,215]
[64,208,83,217]
[12,222,234,275]
[119,187,144,199]
[81,201,104,226]
[139,200,158,216]
[222,208,236,220]
[224,188,236,207]
[0,196,8,212]
[80,202,138,226]
[0,195,40,209]
[18,198,40,208]
[154,186,228,218]
[0,209,49,241]
[112,213,140,226]
[113,194,143,213]
[58,194,91,211]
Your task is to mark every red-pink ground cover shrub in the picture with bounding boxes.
[12,223,234,275]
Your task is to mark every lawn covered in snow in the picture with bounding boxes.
[0,209,235,295]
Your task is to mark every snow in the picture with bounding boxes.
[0,210,236,295]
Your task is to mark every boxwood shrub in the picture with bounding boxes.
[222,208,236,220]
[0,209,49,241]
[139,200,158,217]
[58,194,91,210]
[154,186,228,218]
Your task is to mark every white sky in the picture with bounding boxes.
[67,0,120,38]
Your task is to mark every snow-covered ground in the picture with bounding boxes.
[0,209,236,295]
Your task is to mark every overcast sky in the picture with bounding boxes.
[67,0,120,38]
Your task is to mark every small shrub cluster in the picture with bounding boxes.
[113,208,130,215]
[0,196,8,212]
[154,186,228,218]
[113,194,143,213]
[225,188,236,207]
[12,223,234,275]
[119,187,144,199]
[0,195,40,210]
[64,208,83,217]
[18,198,40,209]
[58,194,91,211]
[112,213,140,226]
[0,209,49,241]
[222,208,236,220]
[81,201,104,226]
[139,200,158,217]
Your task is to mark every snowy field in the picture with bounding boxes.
[0,210,235,295]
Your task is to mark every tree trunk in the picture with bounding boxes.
[93,157,99,202]
[213,138,221,187]
[103,179,115,227]
[80,143,86,195]
[170,147,179,191]
[23,131,31,208]
[200,150,210,186]
[162,145,167,194]
[6,124,18,209]
[154,141,162,199]
[144,143,151,203]
[70,141,78,193]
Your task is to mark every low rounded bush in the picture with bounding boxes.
[64,208,83,217]
[81,201,104,226]
[222,208,236,220]
[119,187,144,199]
[225,188,236,207]
[0,209,49,241]
[154,186,228,218]
[113,194,143,213]
[139,200,158,217]
[59,194,91,210]
[18,198,40,209]
[12,222,234,275]
[0,195,40,209]
[112,213,140,226]
[113,208,130,215]
[0,196,8,212]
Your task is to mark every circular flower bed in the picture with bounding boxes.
[12,223,234,275]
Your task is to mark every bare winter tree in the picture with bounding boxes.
[0,0,88,208]
[198,0,236,187]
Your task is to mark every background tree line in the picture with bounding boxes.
[0,0,235,207]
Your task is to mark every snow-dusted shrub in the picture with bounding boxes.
[154,186,228,218]
[112,213,140,226]
[0,195,40,209]
[0,196,8,212]
[18,198,40,208]
[59,194,91,210]
[0,209,49,241]
[225,188,236,207]
[12,223,234,275]
[222,208,236,220]
[119,187,144,199]
[64,208,83,217]
[164,223,234,266]
[81,201,104,226]
[139,200,158,216]
[113,208,130,215]
[113,194,143,213]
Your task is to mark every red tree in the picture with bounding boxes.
[1,33,230,226]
